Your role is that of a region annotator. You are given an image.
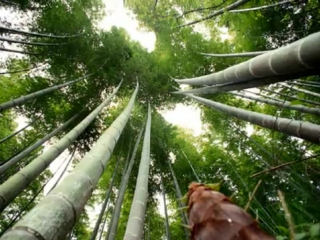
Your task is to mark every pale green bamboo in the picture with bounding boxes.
[167,159,189,240]
[260,88,320,107]
[172,74,298,95]
[175,32,320,86]
[199,51,267,58]
[124,104,152,240]
[182,93,320,144]
[0,73,93,112]
[229,0,291,13]
[0,81,122,212]
[289,81,320,89]
[279,82,320,98]
[297,79,320,86]
[106,124,144,240]
[231,91,320,116]
[0,113,80,175]
[1,83,138,240]
[160,171,170,240]
[0,26,84,39]
[90,159,120,240]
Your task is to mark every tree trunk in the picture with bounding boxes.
[0,113,80,175]
[167,159,189,240]
[175,32,320,86]
[0,73,93,112]
[179,0,250,27]
[229,0,291,13]
[124,104,152,240]
[184,93,320,144]
[90,159,120,240]
[160,171,170,240]
[231,91,320,116]
[279,82,320,98]
[0,36,69,46]
[0,81,123,212]
[106,124,144,240]
[199,51,266,58]
[0,116,39,144]
[0,83,138,240]
[0,26,84,39]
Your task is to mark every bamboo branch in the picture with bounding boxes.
[245,180,262,211]
[251,154,320,178]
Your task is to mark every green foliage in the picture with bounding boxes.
[1,0,320,239]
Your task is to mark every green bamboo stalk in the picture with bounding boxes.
[106,124,144,240]
[290,81,320,89]
[167,159,189,240]
[0,114,80,175]
[231,91,320,116]
[297,79,320,86]
[0,147,77,236]
[0,73,93,112]
[260,88,320,107]
[0,26,84,39]
[0,83,138,240]
[175,32,320,86]
[160,171,170,240]
[199,51,267,58]
[46,148,77,194]
[180,149,200,182]
[0,81,123,212]
[90,159,120,240]
[172,74,302,95]
[182,93,320,144]
[279,82,320,98]
[124,104,152,240]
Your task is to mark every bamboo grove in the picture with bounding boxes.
[0,0,320,239]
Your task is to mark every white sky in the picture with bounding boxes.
[98,0,156,52]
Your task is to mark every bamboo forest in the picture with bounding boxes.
[0,0,320,239]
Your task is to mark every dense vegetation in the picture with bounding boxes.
[0,0,319,239]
